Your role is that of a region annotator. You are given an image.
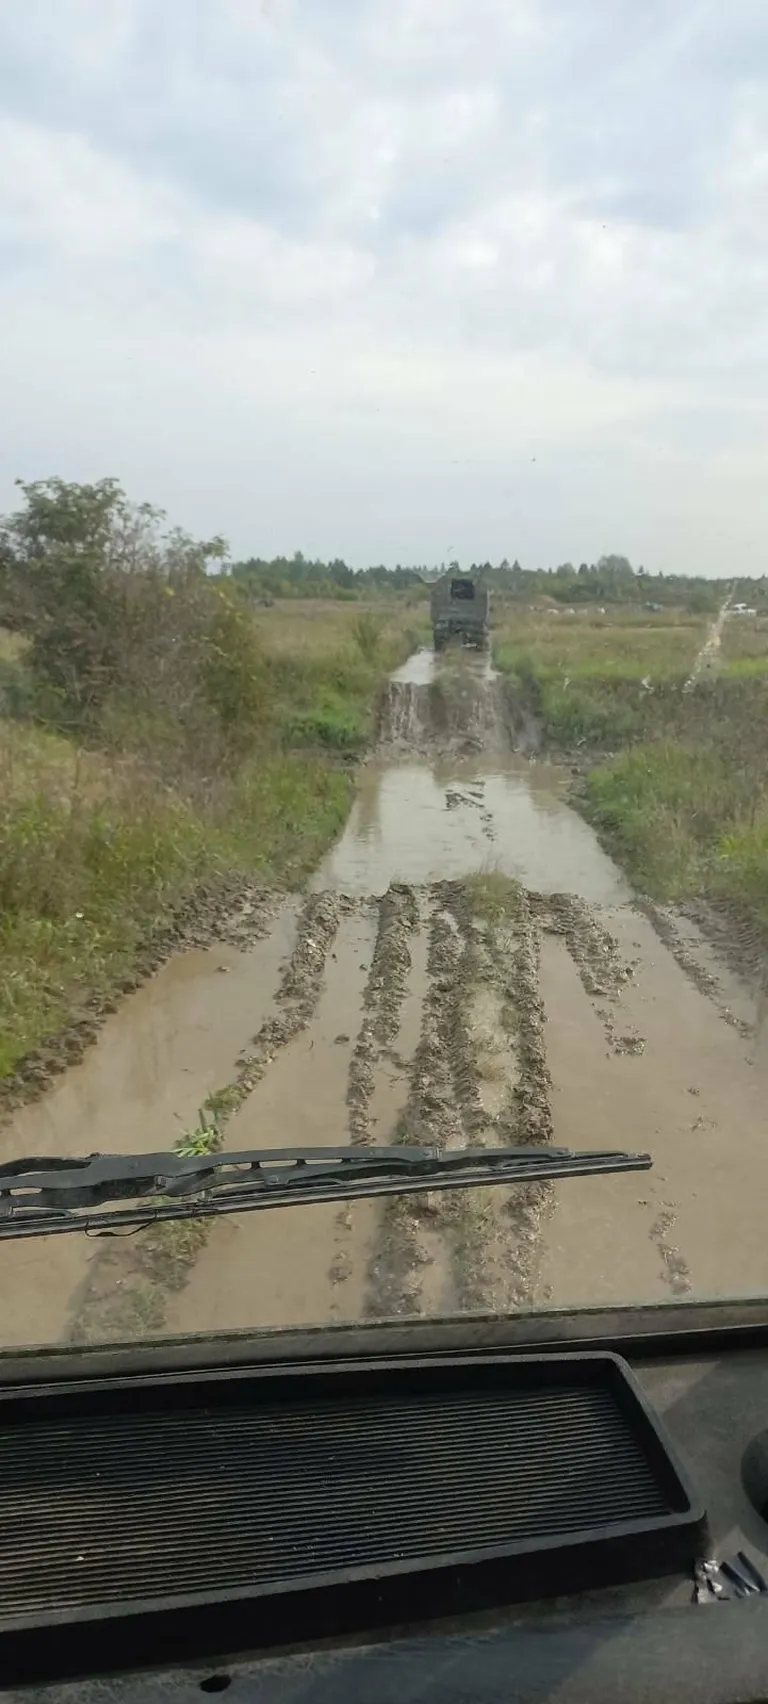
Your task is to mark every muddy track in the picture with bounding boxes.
[233,891,352,1099]
[538,893,642,1054]
[638,897,752,1037]
[3,656,768,1353]
[347,885,418,1146]
[375,671,513,759]
[0,876,282,1123]
[362,891,481,1318]
[4,855,768,1349]
[67,891,351,1344]
[468,889,555,1309]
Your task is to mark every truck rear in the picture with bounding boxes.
[430,574,490,651]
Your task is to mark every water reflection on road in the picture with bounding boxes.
[315,754,629,903]
[391,648,498,686]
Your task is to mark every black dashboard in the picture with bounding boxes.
[6,1299,768,1704]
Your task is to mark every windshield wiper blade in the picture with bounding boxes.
[0,1144,651,1239]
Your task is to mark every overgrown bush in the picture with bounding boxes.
[201,590,269,752]
[0,478,243,765]
[0,477,416,1078]
[351,611,383,662]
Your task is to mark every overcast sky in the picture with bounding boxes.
[1,0,767,573]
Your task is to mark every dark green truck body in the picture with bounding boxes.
[430,574,490,650]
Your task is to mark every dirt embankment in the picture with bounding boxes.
[376,668,523,759]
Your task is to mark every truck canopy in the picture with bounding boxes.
[430,573,490,647]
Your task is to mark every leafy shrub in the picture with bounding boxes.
[351,611,383,662]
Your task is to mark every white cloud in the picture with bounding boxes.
[0,119,177,254]
[0,0,767,571]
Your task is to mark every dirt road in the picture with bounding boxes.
[1,650,767,1351]
[684,593,732,687]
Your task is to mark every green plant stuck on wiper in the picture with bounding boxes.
[0,1145,651,1240]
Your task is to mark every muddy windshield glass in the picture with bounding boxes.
[0,3,767,1353]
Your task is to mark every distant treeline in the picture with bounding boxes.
[229,551,767,612]
[230,554,428,601]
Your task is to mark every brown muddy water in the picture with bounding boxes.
[2,652,768,1352]
[314,756,628,901]
[391,646,497,686]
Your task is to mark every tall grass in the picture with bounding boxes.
[493,610,708,748]
[720,615,768,662]
[492,608,768,935]
[0,725,206,1075]
[584,742,768,927]
[493,607,706,679]
[0,601,415,1079]
[262,605,416,751]
[0,724,353,1079]
[584,746,729,897]
[350,611,384,662]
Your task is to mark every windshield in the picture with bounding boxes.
[0,1,767,1357]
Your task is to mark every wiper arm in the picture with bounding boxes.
[0,1144,651,1239]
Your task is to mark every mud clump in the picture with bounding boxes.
[397,894,471,1152]
[504,893,552,1146]
[540,892,628,1001]
[366,881,557,1319]
[649,1203,692,1297]
[537,891,641,1054]
[0,876,281,1125]
[641,898,752,1037]
[680,897,768,994]
[214,890,351,1108]
[347,884,419,1145]
[375,674,511,759]
[480,889,555,1308]
[366,1198,435,1319]
[365,889,475,1317]
[435,882,489,1139]
[67,889,350,1345]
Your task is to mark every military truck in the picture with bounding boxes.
[430,572,490,651]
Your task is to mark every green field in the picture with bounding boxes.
[493,606,706,746]
[493,604,768,929]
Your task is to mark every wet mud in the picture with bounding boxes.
[346,884,419,1147]
[314,754,628,900]
[0,878,282,1121]
[636,898,751,1038]
[3,649,768,1352]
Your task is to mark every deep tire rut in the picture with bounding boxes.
[66,891,352,1345]
[7,655,768,1353]
[346,885,418,1146]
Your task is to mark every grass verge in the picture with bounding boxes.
[0,604,413,1081]
[493,613,703,749]
[0,728,353,1079]
[493,609,768,942]
[583,742,768,930]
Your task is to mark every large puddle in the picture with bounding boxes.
[391,648,436,685]
[4,650,768,1350]
[391,648,498,686]
[315,754,628,903]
